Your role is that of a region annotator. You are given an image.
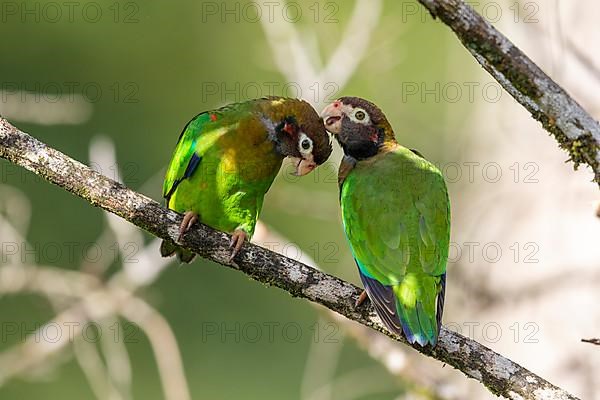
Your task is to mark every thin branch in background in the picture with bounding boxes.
[98,317,133,400]
[119,297,191,400]
[258,0,382,106]
[45,284,132,400]
[299,316,346,400]
[0,260,190,400]
[581,338,600,346]
[0,139,190,400]
[72,337,124,400]
[0,119,581,400]
[315,0,382,93]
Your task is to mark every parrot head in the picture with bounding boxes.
[320,97,396,160]
[262,97,332,175]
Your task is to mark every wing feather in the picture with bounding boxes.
[358,267,403,335]
[163,112,212,203]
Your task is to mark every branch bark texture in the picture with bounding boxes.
[417,0,600,184]
[0,119,581,400]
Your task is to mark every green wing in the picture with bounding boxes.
[341,146,450,345]
[163,109,245,207]
[163,112,212,205]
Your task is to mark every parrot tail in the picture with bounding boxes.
[160,240,196,263]
[393,275,441,347]
[359,270,441,347]
[394,298,438,347]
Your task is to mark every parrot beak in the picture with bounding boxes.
[321,100,345,134]
[290,156,317,176]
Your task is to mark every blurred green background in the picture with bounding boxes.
[0,0,491,399]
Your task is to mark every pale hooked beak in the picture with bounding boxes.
[290,156,317,176]
[321,100,345,134]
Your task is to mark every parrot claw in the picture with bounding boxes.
[228,229,247,262]
[178,211,199,242]
[355,290,368,308]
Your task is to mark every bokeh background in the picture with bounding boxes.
[1,0,599,399]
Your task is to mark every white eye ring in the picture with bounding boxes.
[349,108,370,124]
[298,132,313,155]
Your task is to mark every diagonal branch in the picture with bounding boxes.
[0,120,580,400]
[417,0,600,185]
[581,338,600,346]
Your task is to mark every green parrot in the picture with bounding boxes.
[161,97,332,262]
[321,97,449,346]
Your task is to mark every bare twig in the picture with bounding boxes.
[0,262,189,400]
[72,336,124,400]
[0,119,580,400]
[0,152,189,400]
[581,338,600,346]
[416,0,600,184]
[258,0,382,107]
[119,297,191,400]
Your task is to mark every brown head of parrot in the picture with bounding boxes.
[321,97,396,160]
[268,98,332,176]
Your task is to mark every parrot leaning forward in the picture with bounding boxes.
[161,97,332,263]
[322,97,449,346]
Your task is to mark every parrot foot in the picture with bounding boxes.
[355,290,368,308]
[178,211,199,242]
[228,229,247,262]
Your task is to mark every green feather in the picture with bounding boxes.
[161,97,330,263]
[341,144,449,345]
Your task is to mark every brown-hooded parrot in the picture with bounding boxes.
[322,97,449,346]
[161,97,332,262]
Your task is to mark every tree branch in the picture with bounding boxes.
[417,0,600,185]
[0,120,581,400]
[581,338,600,346]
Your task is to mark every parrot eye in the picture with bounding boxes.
[298,132,313,155]
[350,108,370,124]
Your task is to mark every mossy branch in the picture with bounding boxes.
[0,118,580,399]
[418,0,600,184]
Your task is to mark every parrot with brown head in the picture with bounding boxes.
[322,97,450,346]
[161,97,332,262]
